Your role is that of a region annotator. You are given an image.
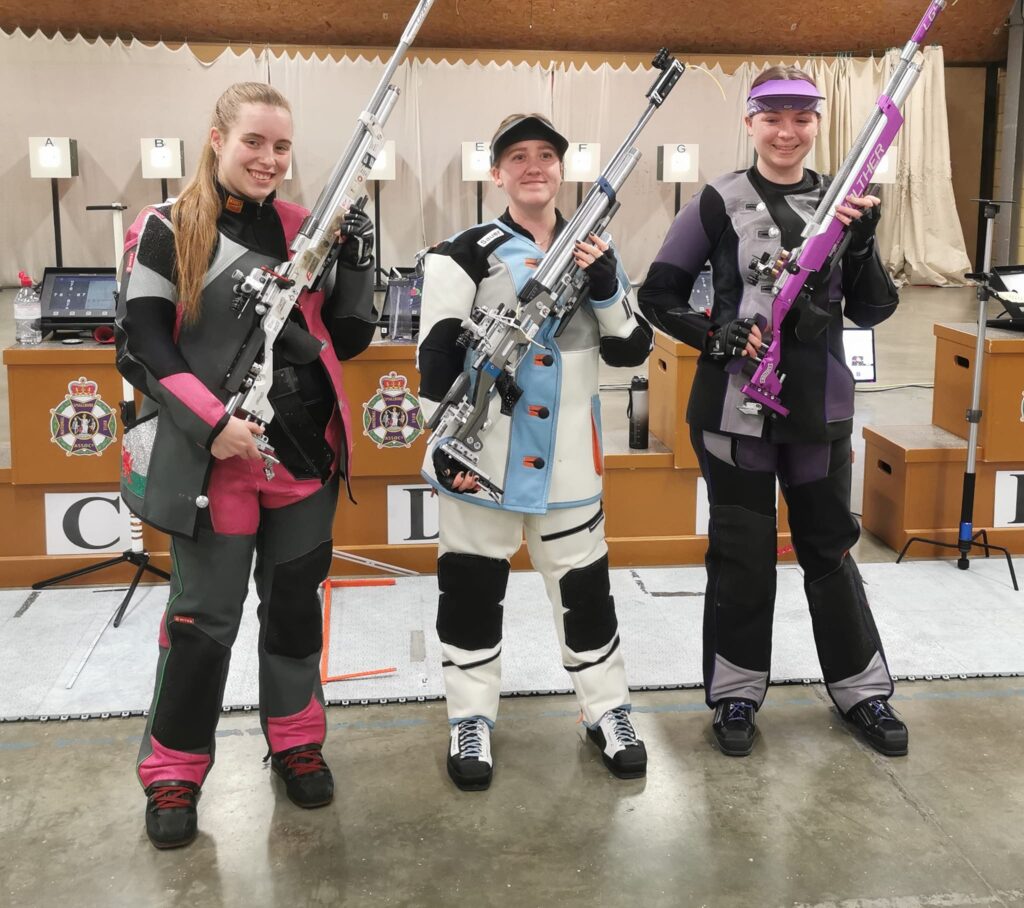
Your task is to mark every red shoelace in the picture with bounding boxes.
[278,749,328,777]
[150,786,196,810]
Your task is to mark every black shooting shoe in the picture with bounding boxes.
[845,698,908,756]
[712,698,758,757]
[586,707,648,779]
[270,743,335,808]
[144,780,200,850]
[447,718,493,791]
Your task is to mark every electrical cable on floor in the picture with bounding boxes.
[855,382,934,392]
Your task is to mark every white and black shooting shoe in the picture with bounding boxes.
[586,707,648,779]
[447,718,493,791]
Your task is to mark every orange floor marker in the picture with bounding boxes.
[320,577,399,683]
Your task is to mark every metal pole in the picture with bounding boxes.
[51,177,63,267]
[957,201,998,568]
[373,179,385,291]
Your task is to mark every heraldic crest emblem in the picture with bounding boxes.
[362,371,424,449]
[49,376,117,457]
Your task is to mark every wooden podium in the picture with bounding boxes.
[2,331,796,588]
[862,322,1024,557]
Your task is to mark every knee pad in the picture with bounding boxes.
[152,620,230,751]
[436,552,509,650]
[559,554,618,653]
[264,540,332,659]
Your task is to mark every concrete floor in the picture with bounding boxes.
[4,285,1023,907]
[1,681,1023,907]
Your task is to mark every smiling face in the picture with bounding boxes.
[211,101,293,202]
[491,139,563,213]
[745,108,819,182]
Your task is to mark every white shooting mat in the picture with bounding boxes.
[0,558,1020,722]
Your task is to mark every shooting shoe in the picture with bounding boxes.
[587,707,648,779]
[144,780,200,850]
[447,718,493,791]
[271,743,335,808]
[712,698,758,757]
[845,698,908,757]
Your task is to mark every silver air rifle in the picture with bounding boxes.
[222,0,435,477]
[734,0,947,418]
[426,49,685,502]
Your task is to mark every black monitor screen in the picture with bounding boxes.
[40,268,117,325]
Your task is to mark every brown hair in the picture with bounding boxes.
[750,64,818,91]
[171,82,291,324]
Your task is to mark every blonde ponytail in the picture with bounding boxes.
[171,82,291,324]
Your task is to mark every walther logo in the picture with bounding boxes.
[852,143,887,197]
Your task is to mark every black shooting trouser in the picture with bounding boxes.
[136,476,339,789]
[691,427,894,715]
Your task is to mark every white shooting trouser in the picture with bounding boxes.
[436,495,629,726]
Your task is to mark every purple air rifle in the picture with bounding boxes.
[736,0,947,417]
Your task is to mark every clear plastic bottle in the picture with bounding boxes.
[14,271,42,345]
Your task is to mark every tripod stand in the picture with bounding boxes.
[31,203,171,625]
[896,199,1018,590]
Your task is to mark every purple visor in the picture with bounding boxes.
[746,79,825,116]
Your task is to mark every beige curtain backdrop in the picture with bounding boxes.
[0,29,969,287]
[410,59,552,249]
[0,28,266,282]
[874,46,973,285]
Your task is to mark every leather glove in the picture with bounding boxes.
[846,203,881,256]
[706,317,758,360]
[584,245,620,301]
[432,443,475,494]
[337,206,374,268]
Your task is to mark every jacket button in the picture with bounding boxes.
[534,353,554,367]
[195,495,209,509]
[523,457,545,470]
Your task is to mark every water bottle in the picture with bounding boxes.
[627,375,649,450]
[14,271,42,345]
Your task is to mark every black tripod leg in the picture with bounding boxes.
[112,557,149,628]
[142,562,171,581]
[32,554,130,590]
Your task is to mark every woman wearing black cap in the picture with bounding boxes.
[416,113,653,790]
[638,66,908,759]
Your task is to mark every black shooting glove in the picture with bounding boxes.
[584,245,620,301]
[706,317,758,360]
[846,203,881,257]
[337,207,375,269]
[432,443,476,494]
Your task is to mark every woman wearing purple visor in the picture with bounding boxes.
[638,66,908,758]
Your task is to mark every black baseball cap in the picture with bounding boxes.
[490,114,569,165]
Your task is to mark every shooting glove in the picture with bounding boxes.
[337,207,375,269]
[584,245,620,302]
[432,444,475,494]
[706,317,758,360]
[846,203,881,257]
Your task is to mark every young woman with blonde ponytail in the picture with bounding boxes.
[115,82,378,849]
